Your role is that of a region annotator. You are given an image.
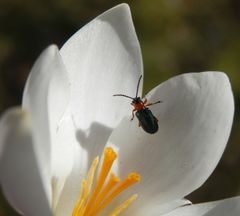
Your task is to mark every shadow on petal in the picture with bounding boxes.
[54,121,114,216]
[76,121,113,169]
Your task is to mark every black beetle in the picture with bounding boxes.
[113,75,161,134]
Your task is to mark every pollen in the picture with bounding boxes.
[72,147,140,216]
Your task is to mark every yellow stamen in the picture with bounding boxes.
[72,147,140,216]
[72,157,99,216]
[72,180,86,216]
[94,173,120,206]
[92,173,140,215]
[84,147,117,215]
[109,194,138,216]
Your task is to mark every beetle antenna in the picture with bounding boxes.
[113,94,134,100]
[135,75,142,98]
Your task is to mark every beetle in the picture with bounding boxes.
[113,75,161,134]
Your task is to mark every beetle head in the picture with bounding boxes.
[131,97,142,105]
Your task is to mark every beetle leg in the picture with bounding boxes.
[146,100,162,107]
[131,109,137,121]
[138,121,141,127]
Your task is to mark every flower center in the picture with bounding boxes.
[72,147,140,216]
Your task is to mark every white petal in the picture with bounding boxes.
[164,196,240,216]
[22,45,71,207]
[135,199,191,216]
[0,108,52,216]
[51,117,82,216]
[60,3,143,131]
[55,5,143,214]
[108,72,234,209]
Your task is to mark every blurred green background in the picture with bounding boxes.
[0,0,239,215]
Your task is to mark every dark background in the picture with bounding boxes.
[0,0,239,215]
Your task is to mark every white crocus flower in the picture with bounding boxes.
[0,3,239,216]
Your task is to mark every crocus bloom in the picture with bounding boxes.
[0,3,239,216]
